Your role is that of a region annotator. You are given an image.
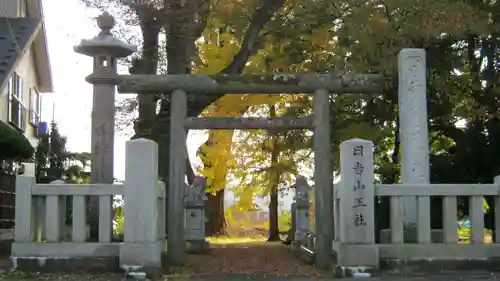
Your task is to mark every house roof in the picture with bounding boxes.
[0,17,41,95]
[27,0,53,93]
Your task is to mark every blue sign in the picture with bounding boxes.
[38,122,49,135]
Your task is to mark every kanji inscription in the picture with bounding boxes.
[351,145,367,227]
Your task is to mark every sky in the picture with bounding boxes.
[40,0,208,181]
[40,0,295,210]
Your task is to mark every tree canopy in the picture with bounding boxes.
[80,0,500,233]
[35,122,91,184]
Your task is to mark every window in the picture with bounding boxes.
[7,72,27,132]
[29,88,40,126]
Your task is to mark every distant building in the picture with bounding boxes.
[230,210,269,224]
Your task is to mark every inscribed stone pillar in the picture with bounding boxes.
[335,139,379,268]
[398,49,430,231]
[339,139,375,244]
[74,12,136,239]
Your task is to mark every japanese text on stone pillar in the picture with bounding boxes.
[352,145,367,227]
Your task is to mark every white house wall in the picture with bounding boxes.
[0,46,42,148]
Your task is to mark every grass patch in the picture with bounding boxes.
[206,236,268,245]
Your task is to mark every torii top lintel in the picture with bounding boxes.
[115,73,386,95]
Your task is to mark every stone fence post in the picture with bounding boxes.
[13,176,35,243]
[336,138,379,267]
[120,138,163,270]
[184,176,209,253]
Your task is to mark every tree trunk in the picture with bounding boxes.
[268,182,280,240]
[205,190,226,236]
[130,20,160,140]
[268,105,281,241]
[156,0,195,236]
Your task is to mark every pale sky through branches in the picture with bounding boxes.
[41,0,296,210]
[40,0,207,181]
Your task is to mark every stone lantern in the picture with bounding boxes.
[74,12,136,239]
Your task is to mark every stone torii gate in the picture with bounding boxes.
[75,12,388,269]
[118,75,384,269]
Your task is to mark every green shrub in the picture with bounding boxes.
[0,121,34,160]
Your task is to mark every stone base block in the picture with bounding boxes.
[333,242,379,268]
[380,258,500,274]
[9,256,120,273]
[123,258,166,281]
[332,265,375,278]
[185,240,210,254]
[119,242,163,270]
[380,228,443,243]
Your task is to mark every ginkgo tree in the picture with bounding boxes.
[194,0,348,234]
[220,96,312,240]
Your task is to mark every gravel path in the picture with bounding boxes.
[184,272,500,280]
[180,242,326,277]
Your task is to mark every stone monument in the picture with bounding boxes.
[184,176,210,253]
[291,176,311,250]
[74,12,136,239]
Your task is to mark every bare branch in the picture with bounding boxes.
[221,0,286,74]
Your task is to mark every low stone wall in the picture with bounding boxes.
[380,229,444,243]
[333,256,500,278]
[380,258,500,274]
[9,139,167,274]
[9,257,121,273]
[6,251,169,277]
